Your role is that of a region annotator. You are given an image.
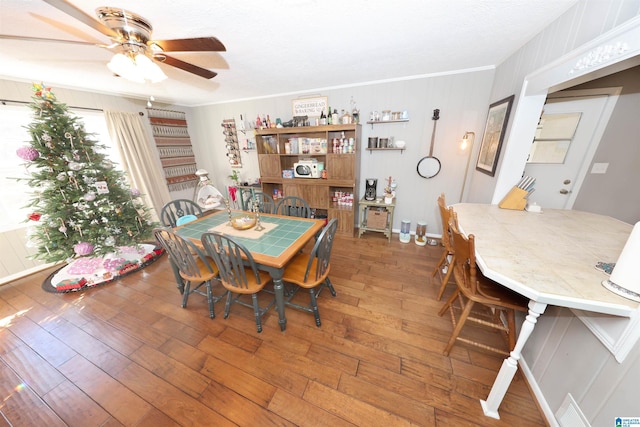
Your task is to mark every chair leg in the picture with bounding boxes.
[168,257,186,295]
[182,281,192,308]
[308,288,321,327]
[506,309,517,351]
[205,280,215,319]
[443,299,475,356]
[251,294,263,333]
[224,292,233,319]
[325,278,337,297]
[436,254,455,301]
[438,287,460,317]
[432,249,448,277]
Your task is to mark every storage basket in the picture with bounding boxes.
[367,208,388,229]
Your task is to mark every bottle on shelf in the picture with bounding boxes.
[320,109,327,125]
[331,108,339,126]
[327,106,332,125]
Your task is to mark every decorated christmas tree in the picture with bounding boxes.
[17,83,155,263]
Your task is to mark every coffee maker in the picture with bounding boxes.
[365,178,377,201]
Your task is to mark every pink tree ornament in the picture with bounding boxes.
[16,146,40,161]
[73,242,94,256]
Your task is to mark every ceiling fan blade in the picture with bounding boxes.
[157,55,218,79]
[0,34,102,47]
[43,0,118,39]
[151,37,226,53]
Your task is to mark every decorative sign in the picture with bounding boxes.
[292,96,328,117]
[94,181,109,194]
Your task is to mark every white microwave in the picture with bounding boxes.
[293,159,323,178]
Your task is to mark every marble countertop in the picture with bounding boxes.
[453,203,638,316]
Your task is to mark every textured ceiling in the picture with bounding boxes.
[0,0,578,106]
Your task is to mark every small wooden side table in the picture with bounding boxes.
[358,197,395,241]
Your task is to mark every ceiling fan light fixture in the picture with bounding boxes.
[134,53,167,83]
[107,51,167,84]
[107,52,142,83]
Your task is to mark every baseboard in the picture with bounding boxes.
[0,262,57,286]
[519,355,559,427]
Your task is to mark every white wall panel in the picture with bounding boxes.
[467,0,640,206]
[475,1,640,425]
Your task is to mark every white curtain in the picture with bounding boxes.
[104,110,171,222]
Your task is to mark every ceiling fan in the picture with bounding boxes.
[0,0,226,81]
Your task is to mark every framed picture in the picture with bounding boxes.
[476,95,515,176]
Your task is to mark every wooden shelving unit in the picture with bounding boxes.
[254,124,361,236]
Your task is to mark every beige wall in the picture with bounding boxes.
[188,69,496,236]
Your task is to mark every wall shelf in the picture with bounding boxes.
[367,148,405,153]
[366,119,409,128]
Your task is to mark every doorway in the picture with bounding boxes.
[523,88,620,210]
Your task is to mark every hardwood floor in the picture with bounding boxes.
[0,232,547,426]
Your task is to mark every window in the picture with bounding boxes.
[0,103,117,232]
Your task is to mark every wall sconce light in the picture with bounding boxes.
[459,131,475,202]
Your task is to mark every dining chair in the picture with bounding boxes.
[161,210,200,291]
[432,193,455,300]
[200,232,275,333]
[160,199,203,227]
[153,227,226,319]
[282,218,338,326]
[274,196,311,218]
[248,191,275,214]
[438,211,529,356]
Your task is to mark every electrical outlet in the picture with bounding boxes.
[591,162,609,174]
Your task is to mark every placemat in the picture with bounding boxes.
[209,221,278,239]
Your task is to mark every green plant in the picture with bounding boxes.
[228,169,240,185]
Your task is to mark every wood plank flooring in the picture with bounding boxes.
[0,232,547,426]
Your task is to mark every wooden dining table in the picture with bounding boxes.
[452,203,637,419]
[175,209,324,331]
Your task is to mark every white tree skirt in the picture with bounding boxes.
[48,244,163,291]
